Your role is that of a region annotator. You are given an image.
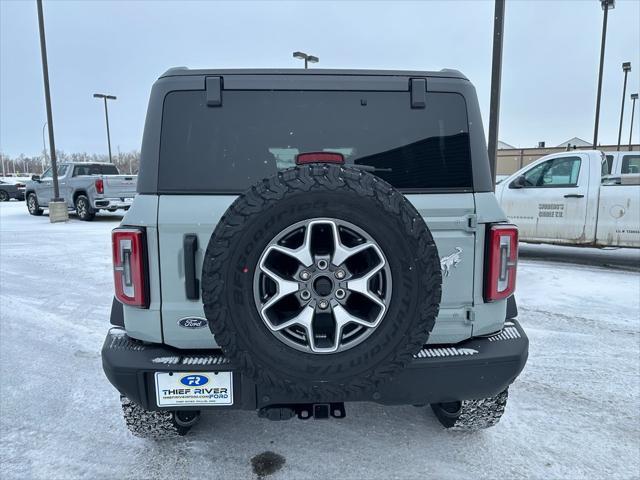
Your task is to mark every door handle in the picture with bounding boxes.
[564,194,584,198]
[183,234,199,300]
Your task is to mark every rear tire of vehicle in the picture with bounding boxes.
[75,195,95,221]
[202,164,442,399]
[0,190,9,202]
[431,388,509,430]
[120,396,198,439]
[27,193,43,216]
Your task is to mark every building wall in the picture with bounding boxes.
[497,144,640,175]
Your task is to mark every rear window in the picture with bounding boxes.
[159,90,472,193]
[621,154,640,174]
[73,164,119,176]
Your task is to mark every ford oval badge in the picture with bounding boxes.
[180,374,209,387]
[178,317,208,329]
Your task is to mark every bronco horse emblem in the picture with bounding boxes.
[440,247,463,277]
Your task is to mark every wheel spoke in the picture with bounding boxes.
[264,224,314,267]
[270,304,314,332]
[329,221,375,266]
[346,254,387,311]
[333,304,375,329]
[259,264,299,312]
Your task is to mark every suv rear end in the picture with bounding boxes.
[102,68,527,438]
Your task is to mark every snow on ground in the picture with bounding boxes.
[1,201,638,480]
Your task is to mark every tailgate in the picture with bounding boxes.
[103,175,137,197]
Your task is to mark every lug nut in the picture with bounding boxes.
[318,299,329,309]
[317,260,328,270]
[299,270,311,281]
[335,269,346,279]
[300,290,311,300]
[335,289,346,299]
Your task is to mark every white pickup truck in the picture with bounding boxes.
[496,150,639,248]
[25,162,137,221]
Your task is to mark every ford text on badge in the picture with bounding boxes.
[178,317,208,329]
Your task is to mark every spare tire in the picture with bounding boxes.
[202,164,441,398]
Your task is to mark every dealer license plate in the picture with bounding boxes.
[155,371,233,407]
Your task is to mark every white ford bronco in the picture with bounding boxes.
[102,67,528,438]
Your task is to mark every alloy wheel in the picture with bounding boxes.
[253,218,392,354]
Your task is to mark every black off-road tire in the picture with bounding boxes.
[75,195,95,221]
[0,190,9,202]
[202,164,442,399]
[431,388,509,430]
[27,193,43,216]
[120,397,198,439]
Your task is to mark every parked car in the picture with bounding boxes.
[102,67,528,438]
[24,162,137,220]
[496,150,639,248]
[0,180,25,201]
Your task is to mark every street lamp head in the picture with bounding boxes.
[293,51,307,60]
[632,93,639,100]
[307,55,319,64]
[600,0,615,10]
[622,62,631,72]
[94,93,117,100]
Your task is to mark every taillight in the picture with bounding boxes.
[95,178,104,194]
[112,228,149,308]
[485,224,518,302]
[296,152,345,165]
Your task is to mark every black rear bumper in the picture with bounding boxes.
[102,321,528,411]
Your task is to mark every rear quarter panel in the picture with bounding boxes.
[596,183,640,247]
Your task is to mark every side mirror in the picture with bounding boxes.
[510,175,526,189]
[31,175,41,182]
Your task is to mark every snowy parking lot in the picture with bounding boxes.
[1,200,638,480]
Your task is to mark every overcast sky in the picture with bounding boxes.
[1,0,639,157]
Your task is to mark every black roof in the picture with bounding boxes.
[159,67,467,80]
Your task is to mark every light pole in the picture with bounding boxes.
[93,93,116,162]
[41,121,48,171]
[293,51,319,69]
[593,0,615,148]
[487,0,505,189]
[36,0,62,205]
[630,93,638,150]
[616,62,631,151]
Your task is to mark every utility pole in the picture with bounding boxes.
[630,93,638,151]
[487,0,505,189]
[93,93,116,162]
[617,62,631,151]
[593,0,615,148]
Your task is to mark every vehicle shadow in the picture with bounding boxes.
[42,212,125,223]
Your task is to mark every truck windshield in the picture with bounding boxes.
[41,165,68,179]
[158,90,473,193]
